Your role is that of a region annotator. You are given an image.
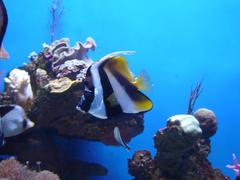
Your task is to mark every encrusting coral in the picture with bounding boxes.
[0,157,60,180]
[128,108,227,180]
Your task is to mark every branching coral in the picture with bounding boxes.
[4,68,33,111]
[187,78,204,114]
[226,153,240,178]
[50,0,64,43]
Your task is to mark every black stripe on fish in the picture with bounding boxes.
[98,60,123,117]
[77,67,95,112]
[122,139,131,150]
[0,105,14,117]
[0,0,8,47]
[106,65,152,113]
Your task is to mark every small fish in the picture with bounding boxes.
[0,0,9,59]
[76,51,153,119]
[0,104,34,137]
[113,126,130,150]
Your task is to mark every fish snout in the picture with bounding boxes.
[27,119,35,128]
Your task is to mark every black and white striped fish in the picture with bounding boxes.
[76,51,153,119]
[0,104,34,137]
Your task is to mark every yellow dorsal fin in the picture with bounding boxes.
[104,56,152,91]
[104,56,135,82]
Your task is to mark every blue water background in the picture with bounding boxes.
[1,0,240,179]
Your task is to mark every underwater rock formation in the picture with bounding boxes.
[128,150,154,179]
[1,37,144,145]
[0,37,147,179]
[0,37,148,179]
[128,109,228,180]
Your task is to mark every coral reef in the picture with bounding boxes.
[41,37,94,81]
[128,108,227,180]
[10,37,144,144]
[0,157,60,180]
[128,150,154,179]
[0,38,146,179]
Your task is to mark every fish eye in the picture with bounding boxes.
[22,118,28,129]
[84,80,89,86]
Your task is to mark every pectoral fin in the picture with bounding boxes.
[114,126,130,150]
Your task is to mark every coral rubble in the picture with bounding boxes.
[128,109,228,180]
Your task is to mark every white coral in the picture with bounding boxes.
[4,69,33,109]
[167,114,202,136]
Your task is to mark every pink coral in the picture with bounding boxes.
[226,153,240,177]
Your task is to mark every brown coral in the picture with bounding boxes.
[128,150,154,179]
[194,108,217,138]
